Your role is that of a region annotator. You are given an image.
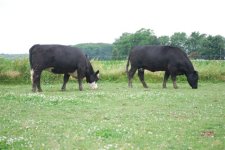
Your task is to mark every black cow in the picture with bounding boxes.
[126,45,198,89]
[29,44,99,92]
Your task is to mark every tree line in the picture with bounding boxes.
[112,28,225,60]
[1,28,224,60]
[75,28,225,60]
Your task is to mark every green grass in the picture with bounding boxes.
[1,58,225,84]
[0,82,225,149]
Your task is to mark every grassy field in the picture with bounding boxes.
[0,82,225,149]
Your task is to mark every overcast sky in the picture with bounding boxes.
[0,0,224,54]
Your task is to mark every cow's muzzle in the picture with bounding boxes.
[89,82,98,90]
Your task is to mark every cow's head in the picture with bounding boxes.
[187,71,199,89]
[86,70,100,90]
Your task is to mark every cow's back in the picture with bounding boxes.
[129,45,193,71]
[29,44,87,72]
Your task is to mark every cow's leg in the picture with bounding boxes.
[32,70,43,92]
[30,69,36,92]
[77,69,83,91]
[78,78,83,91]
[138,69,148,88]
[163,71,170,88]
[171,74,178,89]
[61,74,70,91]
[128,67,137,88]
[36,71,43,92]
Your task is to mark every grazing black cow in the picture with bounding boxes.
[126,45,198,89]
[29,44,99,92]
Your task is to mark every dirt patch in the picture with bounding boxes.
[201,131,215,137]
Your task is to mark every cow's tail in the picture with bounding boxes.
[29,46,34,70]
[29,45,37,83]
[126,54,130,75]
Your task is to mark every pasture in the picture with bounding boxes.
[0,82,225,149]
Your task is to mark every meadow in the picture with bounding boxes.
[0,82,225,149]
[0,58,225,149]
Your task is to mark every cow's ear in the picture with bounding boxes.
[194,71,198,75]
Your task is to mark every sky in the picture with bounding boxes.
[0,0,224,54]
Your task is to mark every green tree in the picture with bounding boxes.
[112,33,134,59]
[75,43,113,60]
[112,28,159,59]
[185,32,207,58]
[170,32,188,52]
[158,36,170,45]
[132,28,159,46]
[201,35,225,59]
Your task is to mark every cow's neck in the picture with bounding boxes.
[85,62,95,82]
[184,68,195,78]
[183,60,195,74]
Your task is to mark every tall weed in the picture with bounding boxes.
[0,58,224,84]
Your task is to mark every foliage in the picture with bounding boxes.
[75,43,112,60]
[112,28,159,59]
[0,83,225,149]
[170,32,188,50]
[112,32,134,59]
[112,28,225,60]
[158,35,170,45]
[200,35,225,59]
[185,32,207,55]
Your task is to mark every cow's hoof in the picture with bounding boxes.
[38,89,43,92]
